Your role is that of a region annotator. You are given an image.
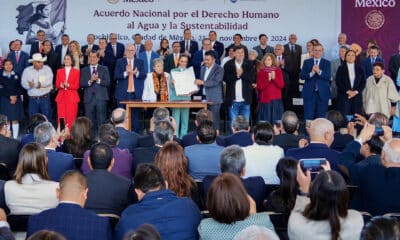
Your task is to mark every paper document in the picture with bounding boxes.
[170,67,198,95]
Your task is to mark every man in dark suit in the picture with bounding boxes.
[133,120,174,174]
[273,111,303,153]
[34,122,74,181]
[362,45,384,78]
[195,50,224,130]
[283,34,302,100]
[54,34,70,66]
[80,51,110,136]
[209,31,224,61]
[223,115,252,147]
[164,41,181,73]
[223,45,256,127]
[389,43,400,84]
[27,171,112,239]
[191,38,220,79]
[203,145,265,211]
[253,34,274,61]
[29,30,47,57]
[286,118,339,172]
[7,39,30,76]
[179,28,198,62]
[103,33,125,100]
[111,108,140,154]
[300,43,331,120]
[85,143,136,216]
[139,40,160,73]
[338,124,400,216]
[0,115,19,176]
[133,33,145,58]
[81,34,99,66]
[114,44,146,133]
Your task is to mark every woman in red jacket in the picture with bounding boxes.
[256,53,285,124]
[55,54,80,129]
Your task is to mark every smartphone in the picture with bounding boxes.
[346,115,354,122]
[375,125,384,136]
[300,158,327,174]
[60,118,66,131]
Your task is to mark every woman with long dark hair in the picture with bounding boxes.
[62,116,94,159]
[288,166,363,240]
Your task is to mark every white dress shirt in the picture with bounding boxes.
[234,60,244,102]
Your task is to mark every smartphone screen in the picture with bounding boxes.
[300,158,327,174]
[60,118,66,131]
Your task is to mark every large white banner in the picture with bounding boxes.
[0,0,340,56]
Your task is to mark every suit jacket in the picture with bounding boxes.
[0,135,20,175]
[43,52,60,76]
[139,51,160,73]
[0,226,13,240]
[212,41,224,60]
[331,132,354,152]
[81,44,100,66]
[27,203,112,240]
[55,67,80,104]
[133,44,145,58]
[55,44,70,66]
[29,41,41,57]
[138,134,181,148]
[116,127,140,154]
[222,131,253,147]
[7,51,30,75]
[192,50,220,78]
[103,42,125,77]
[85,169,136,216]
[179,40,199,60]
[286,143,339,172]
[203,175,265,211]
[199,63,224,104]
[114,58,146,100]
[46,149,75,181]
[273,133,303,153]
[362,57,384,78]
[283,44,302,74]
[300,58,332,101]
[181,131,224,148]
[389,53,400,81]
[335,63,366,115]
[80,64,110,103]
[163,53,181,73]
[223,59,256,106]
[132,146,160,174]
[253,45,274,61]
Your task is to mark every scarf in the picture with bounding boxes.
[152,71,168,101]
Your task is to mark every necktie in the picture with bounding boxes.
[185,41,189,52]
[371,58,375,64]
[147,52,151,73]
[127,60,135,93]
[113,45,117,57]
[315,59,319,65]
[92,66,97,93]
[136,45,140,55]
[174,54,178,67]
[39,43,43,53]
[291,45,295,53]
[15,51,19,64]
[314,60,319,91]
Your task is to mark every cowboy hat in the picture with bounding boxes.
[29,53,47,63]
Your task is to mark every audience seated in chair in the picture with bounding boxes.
[114,164,201,240]
[81,124,133,179]
[85,142,136,216]
[222,115,253,147]
[111,108,140,155]
[242,122,283,183]
[0,114,20,176]
[273,111,304,153]
[26,171,112,240]
[202,145,266,211]
[326,110,354,152]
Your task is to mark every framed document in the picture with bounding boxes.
[170,67,198,95]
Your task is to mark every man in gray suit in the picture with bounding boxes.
[80,50,110,136]
[253,34,274,61]
[195,51,224,130]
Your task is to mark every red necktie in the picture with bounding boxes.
[15,51,19,64]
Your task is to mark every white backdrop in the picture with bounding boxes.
[0,0,341,56]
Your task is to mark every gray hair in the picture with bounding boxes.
[382,138,400,164]
[234,225,280,240]
[153,120,174,145]
[111,108,126,125]
[220,145,246,175]
[153,58,164,67]
[232,115,249,131]
[310,118,334,140]
[34,122,56,146]
[249,50,258,57]
[153,107,170,122]
[281,111,298,134]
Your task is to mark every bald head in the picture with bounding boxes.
[382,138,400,165]
[57,171,88,207]
[111,108,126,126]
[309,118,334,146]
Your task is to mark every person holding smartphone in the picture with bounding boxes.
[256,53,285,123]
[55,54,80,129]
